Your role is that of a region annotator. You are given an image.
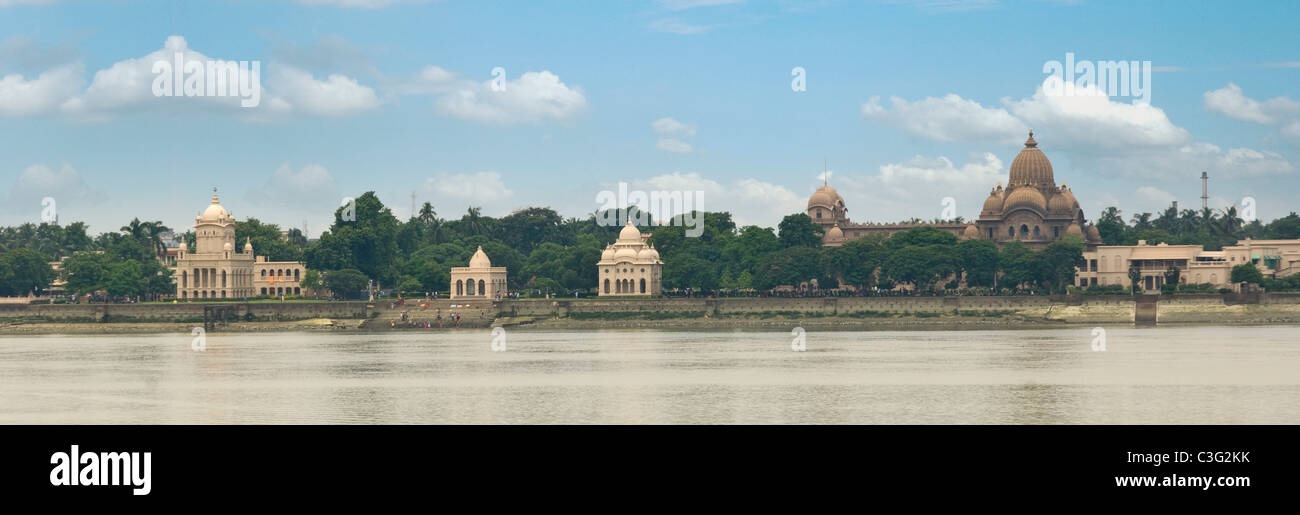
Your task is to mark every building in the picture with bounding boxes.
[254,257,305,296]
[810,131,1102,249]
[175,190,256,299]
[598,221,663,296]
[450,246,508,299]
[1075,238,1300,290]
[174,189,306,300]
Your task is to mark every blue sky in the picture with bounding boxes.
[1,0,1298,236]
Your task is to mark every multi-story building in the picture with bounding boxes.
[1075,238,1300,290]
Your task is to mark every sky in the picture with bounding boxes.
[1,0,1298,237]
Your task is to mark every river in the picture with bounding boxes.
[2,326,1298,424]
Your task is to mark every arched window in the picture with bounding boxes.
[261,269,266,277]
[222,270,227,287]
[261,288,267,295]
[294,287,301,295]
[221,291,227,298]
[456,280,463,296]
[604,279,610,293]
[640,278,646,293]
[478,279,486,295]
[467,279,476,296]
[1008,226,1014,237]
[1020,225,1029,237]
[1032,226,1040,238]
[294,269,300,281]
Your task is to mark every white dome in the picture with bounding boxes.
[469,246,491,268]
[199,191,230,221]
[614,247,637,261]
[617,221,642,242]
[637,247,658,261]
[223,242,234,251]
[601,246,615,261]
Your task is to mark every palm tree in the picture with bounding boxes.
[145,221,172,259]
[418,202,436,225]
[120,218,148,241]
[463,206,483,235]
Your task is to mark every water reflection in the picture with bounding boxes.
[1,326,1298,424]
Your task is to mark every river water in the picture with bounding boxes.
[2,326,1298,424]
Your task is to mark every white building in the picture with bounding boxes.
[598,221,663,296]
[450,246,508,299]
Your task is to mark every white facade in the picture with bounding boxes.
[598,221,663,296]
[450,246,508,300]
[175,191,256,299]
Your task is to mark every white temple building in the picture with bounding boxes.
[598,221,663,296]
[175,190,256,299]
[450,246,508,299]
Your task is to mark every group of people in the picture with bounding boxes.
[389,307,462,329]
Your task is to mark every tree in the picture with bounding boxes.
[776,214,824,248]
[1128,263,1142,294]
[1039,236,1085,293]
[105,260,145,300]
[62,251,111,296]
[304,192,402,284]
[324,269,369,300]
[300,269,324,298]
[0,248,54,296]
[998,241,1040,290]
[956,239,1000,287]
[828,236,886,289]
[1230,263,1264,285]
[1164,266,1181,289]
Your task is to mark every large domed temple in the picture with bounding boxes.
[809,131,1101,249]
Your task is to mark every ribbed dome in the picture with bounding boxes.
[601,245,615,261]
[824,225,845,242]
[637,247,659,261]
[982,190,1004,214]
[1066,223,1084,237]
[962,223,980,240]
[469,245,491,268]
[617,221,642,242]
[1059,186,1079,209]
[1086,224,1101,242]
[1004,186,1047,213]
[807,185,844,209]
[1047,191,1073,214]
[1008,131,1054,188]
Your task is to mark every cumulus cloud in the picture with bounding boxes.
[862,94,1026,144]
[434,70,586,124]
[815,153,1005,224]
[629,171,802,227]
[0,63,83,116]
[1204,83,1300,143]
[652,116,697,153]
[2,163,100,215]
[421,171,516,216]
[246,164,342,210]
[3,36,381,121]
[294,0,430,7]
[864,79,1292,180]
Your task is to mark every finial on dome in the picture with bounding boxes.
[211,187,220,204]
[1025,129,1037,148]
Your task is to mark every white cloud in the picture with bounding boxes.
[648,18,717,35]
[262,66,381,117]
[1204,83,1274,124]
[865,80,1292,180]
[652,116,696,137]
[657,0,745,10]
[294,0,429,7]
[2,163,100,215]
[656,139,693,153]
[246,164,342,210]
[0,63,82,116]
[1204,83,1300,143]
[631,171,803,227]
[1136,186,1176,207]
[862,94,1025,144]
[434,70,586,124]
[422,172,516,216]
[5,36,381,121]
[652,117,697,153]
[824,153,1005,223]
